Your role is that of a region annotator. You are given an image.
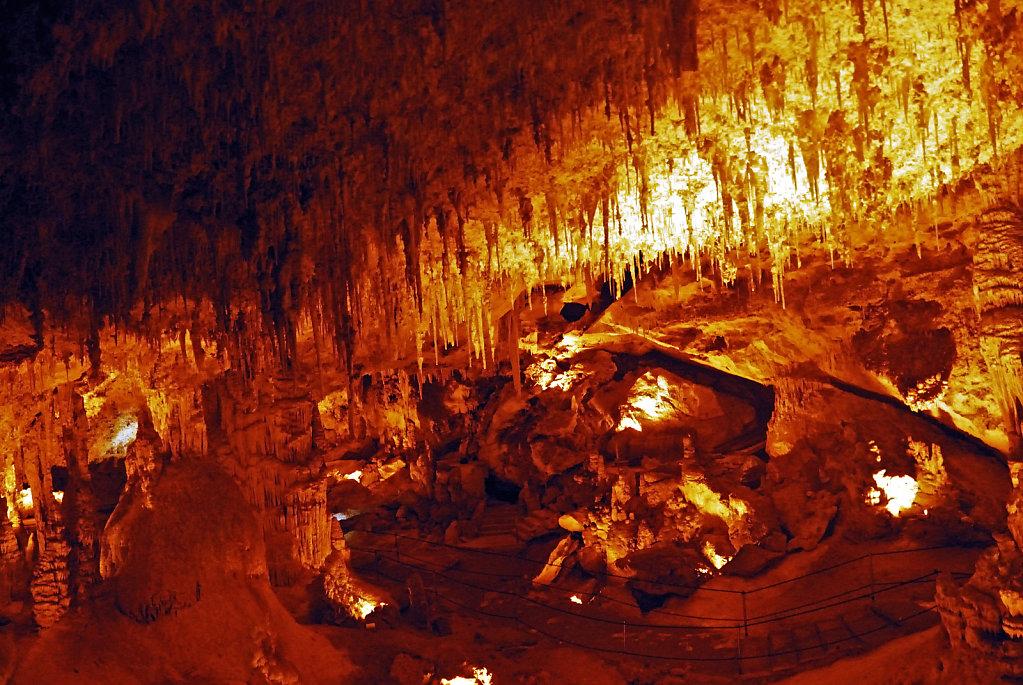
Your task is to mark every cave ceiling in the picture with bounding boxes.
[2,0,1021,375]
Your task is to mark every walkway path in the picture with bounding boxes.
[347,527,976,680]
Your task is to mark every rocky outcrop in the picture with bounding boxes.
[936,538,1023,678]
[100,459,267,623]
[13,381,112,627]
[17,454,353,684]
[29,535,70,629]
[595,226,1009,451]
[0,514,24,608]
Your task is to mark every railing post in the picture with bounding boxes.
[869,553,875,603]
[742,590,749,637]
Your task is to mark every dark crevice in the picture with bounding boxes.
[823,373,1007,464]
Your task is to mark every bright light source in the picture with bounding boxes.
[16,487,33,512]
[681,477,750,548]
[702,541,732,570]
[442,667,493,685]
[631,395,667,418]
[353,598,374,619]
[570,595,583,605]
[110,419,138,452]
[871,470,919,516]
[351,596,385,620]
[616,372,678,431]
[344,470,363,483]
[52,490,64,503]
[615,415,643,433]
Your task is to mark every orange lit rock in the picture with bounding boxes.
[100,460,267,622]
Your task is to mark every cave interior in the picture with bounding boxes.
[2,0,1023,682]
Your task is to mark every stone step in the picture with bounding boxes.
[816,617,858,654]
[792,625,827,664]
[460,533,520,552]
[477,505,521,532]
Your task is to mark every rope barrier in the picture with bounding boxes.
[348,542,736,624]
[360,555,942,665]
[353,543,947,631]
[347,526,978,597]
[349,528,729,593]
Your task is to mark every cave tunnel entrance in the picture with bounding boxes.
[635,349,776,453]
[484,472,522,504]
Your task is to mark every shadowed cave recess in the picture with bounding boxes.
[3,0,1023,682]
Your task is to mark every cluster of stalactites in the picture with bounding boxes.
[0,0,703,376]
[5,0,1023,381]
[329,0,1023,370]
[610,0,1023,307]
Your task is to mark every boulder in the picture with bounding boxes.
[558,513,585,532]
